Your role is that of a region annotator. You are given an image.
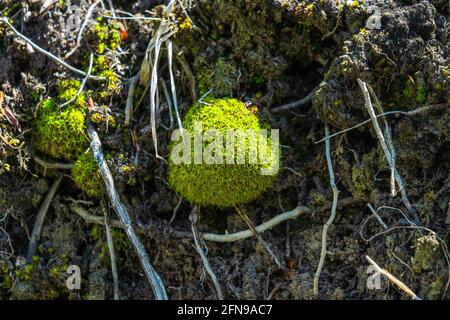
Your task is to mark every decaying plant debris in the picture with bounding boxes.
[0,0,449,300]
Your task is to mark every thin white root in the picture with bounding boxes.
[33,156,73,170]
[365,255,422,300]
[190,206,224,300]
[314,104,446,144]
[270,87,317,112]
[70,198,357,243]
[0,17,104,80]
[357,79,419,223]
[314,126,340,296]
[87,122,168,300]
[367,203,388,230]
[235,206,284,270]
[60,52,94,108]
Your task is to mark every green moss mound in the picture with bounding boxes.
[168,98,279,208]
[72,151,103,197]
[35,95,88,161]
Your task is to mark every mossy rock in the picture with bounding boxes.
[168,98,279,208]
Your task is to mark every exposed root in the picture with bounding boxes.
[314,126,339,297]
[270,86,317,113]
[190,205,224,299]
[60,52,94,108]
[314,103,447,144]
[357,79,419,223]
[26,176,62,260]
[70,197,358,243]
[235,206,284,270]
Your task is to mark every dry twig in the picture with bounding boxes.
[270,87,317,112]
[86,122,167,300]
[365,255,422,300]
[235,206,284,270]
[33,156,73,170]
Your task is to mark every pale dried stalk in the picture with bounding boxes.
[366,255,422,300]
[124,73,140,126]
[33,156,73,170]
[357,79,419,223]
[314,126,339,296]
[87,123,167,300]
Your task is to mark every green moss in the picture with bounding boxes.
[91,55,121,95]
[415,84,427,104]
[412,234,440,273]
[351,165,375,201]
[93,18,121,54]
[0,261,12,290]
[35,97,88,160]
[310,191,326,207]
[428,277,445,300]
[72,151,103,197]
[195,57,237,97]
[57,79,86,108]
[168,98,279,208]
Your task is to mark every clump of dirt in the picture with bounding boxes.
[0,0,449,300]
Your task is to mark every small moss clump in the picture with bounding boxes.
[72,151,103,197]
[168,98,279,208]
[412,234,440,273]
[35,94,88,160]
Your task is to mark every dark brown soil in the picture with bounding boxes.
[0,0,449,300]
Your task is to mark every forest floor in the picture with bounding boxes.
[0,0,449,300]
